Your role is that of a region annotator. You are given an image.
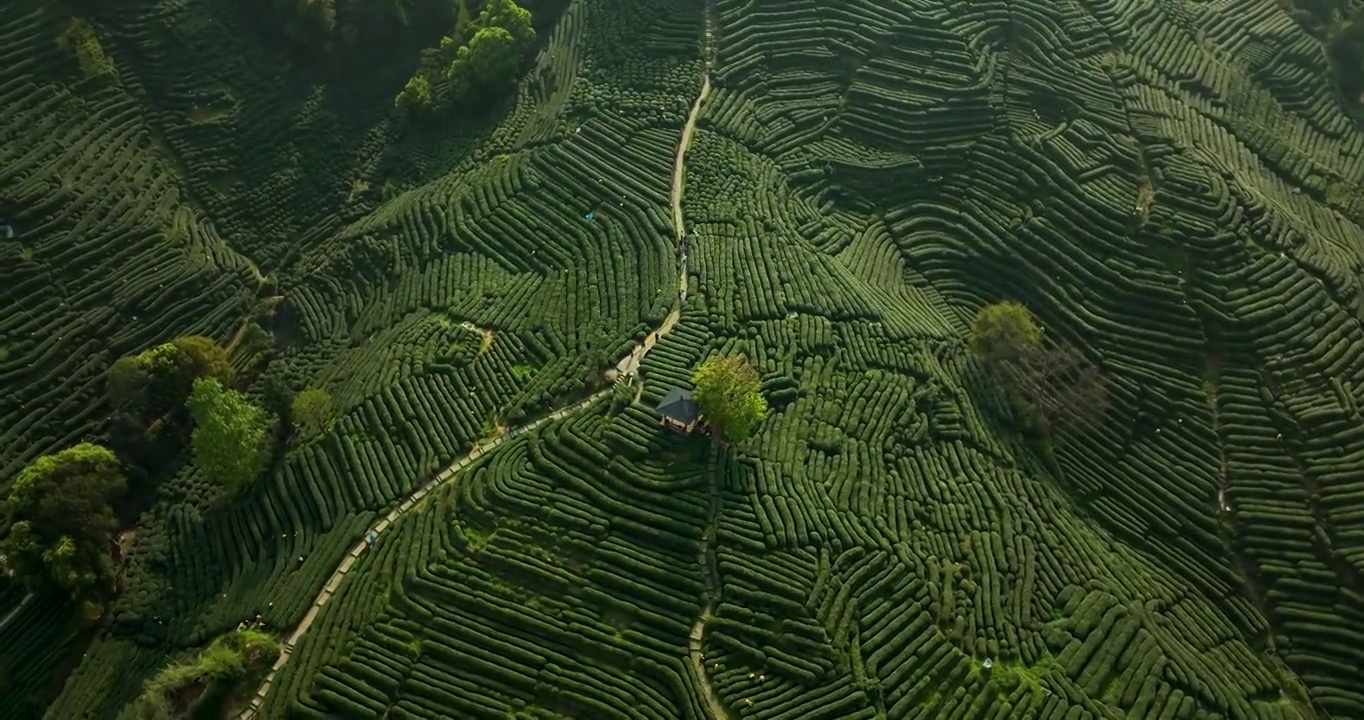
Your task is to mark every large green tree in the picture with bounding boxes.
[969,301,1042,366]
[692,355,768,442]
[170,336,233,390]
[291,388,338,440]
[479,0,535,48]
[448,26,522,96]
[0,444,127,612]
[106,336,233,420]
[187,378,272,496]
[968,302,1106,435]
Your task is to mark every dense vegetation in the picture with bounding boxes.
[692,354,768,442]
[1,444,126,618]
[128,628,279,718]
[3,0,1364,716]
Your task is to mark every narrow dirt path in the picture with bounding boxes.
[677,20,731,719]
[613,74,710,384]
[688,445,733,720]
[240,28,715,719]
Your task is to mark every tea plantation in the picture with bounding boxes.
[3,0,1364,716]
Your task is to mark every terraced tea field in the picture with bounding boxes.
[3,0,1364,716]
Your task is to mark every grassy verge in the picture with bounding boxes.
[124,628,279,720]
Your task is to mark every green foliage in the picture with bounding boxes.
[969,302,1043,366]
[106,356,151,410]
[968,304,1106,436]
[106,336,233,425]
[57,19,113,77]
[187,378,272,496]
[479,0,536,49]
[0,444,126,605]
[127,628,279,720]
[692,355,768,442]
[291,388,337,439]
[169,336,233,387]
[448,27,522,96]
[395,73,434,113]
[399,0,534,116]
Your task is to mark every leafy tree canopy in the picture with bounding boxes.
[692,355,768,443]
[291,388,338,439]
[480,0,536,48]
[170,335,233,388]
[395,73,433,112]
[0,444,127,606]
[967,302,1107,437]
[969,301,1043,366]
[449,26,521,96]
[107,336,233,420]
[400,0,533,113]
[187,378,272,496]
[106,355,152,410]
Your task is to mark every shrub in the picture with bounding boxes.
[57,19,114,77]
[395,74,434,113]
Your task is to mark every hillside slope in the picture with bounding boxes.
[3,0,1364,717]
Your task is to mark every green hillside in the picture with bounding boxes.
[2,0,1364,717]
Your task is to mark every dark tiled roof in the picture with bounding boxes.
[657,387,699,424]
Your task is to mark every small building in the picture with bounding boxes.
[657,387,701,433]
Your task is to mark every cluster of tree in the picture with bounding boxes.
[394,0,536,117]
[0,330,345,617]
[693,355,769,443]
[108,336,234,424]
[106,336,235,486]
[969,302,1108,437]
[0,444,125,619]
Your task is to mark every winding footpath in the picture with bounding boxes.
[239,36,717,720]
[675,35,731,720]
